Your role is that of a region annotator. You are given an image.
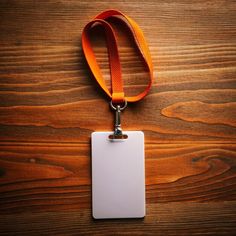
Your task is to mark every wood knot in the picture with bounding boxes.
[29,158,36,163]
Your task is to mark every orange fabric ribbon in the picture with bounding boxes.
[82,10,153,104]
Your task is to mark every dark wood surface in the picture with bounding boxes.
[0,0,236,235]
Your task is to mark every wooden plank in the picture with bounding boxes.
[0,202,236,235]
[0,92,235,142]
[0,143,235,213]
[0,1,235,45]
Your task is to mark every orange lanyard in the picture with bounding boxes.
[82,10,153,105]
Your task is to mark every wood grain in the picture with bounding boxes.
[0,143,235,214]
[1,202,236,235]
[0,0,236,235]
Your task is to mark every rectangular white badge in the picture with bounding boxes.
[91,131,145,219]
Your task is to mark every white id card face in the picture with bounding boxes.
[91,131,145,219]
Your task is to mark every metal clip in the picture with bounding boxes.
[109,100,128,140]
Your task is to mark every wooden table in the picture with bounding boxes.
[0,1,236,235]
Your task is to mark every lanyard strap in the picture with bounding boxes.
[82,9,153,104]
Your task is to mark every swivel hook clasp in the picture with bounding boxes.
[109,100,128,140]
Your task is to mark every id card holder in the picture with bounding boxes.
[91,131,145,219]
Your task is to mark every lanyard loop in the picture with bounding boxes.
[82,9,153,104]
